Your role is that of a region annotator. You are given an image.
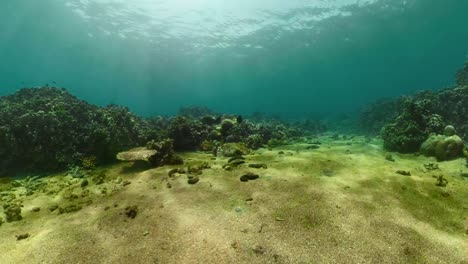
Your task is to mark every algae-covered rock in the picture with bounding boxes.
[117,148,157,161]
[420,134,464,161]
[219,143,250,157]
[117,139,183,167]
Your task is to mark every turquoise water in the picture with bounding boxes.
[1,0,467,117]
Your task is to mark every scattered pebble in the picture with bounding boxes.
[122,180,131,186]
[124,206,138,219]
[275,217,285,221]
[396,170,411,176]
[252,245,266,255]
[16,233,30,241]
[231,241,239,249]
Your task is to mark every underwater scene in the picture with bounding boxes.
[1,0,468,263]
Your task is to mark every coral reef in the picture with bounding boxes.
[167,116,208,150]
[0,88,154,174]
[0,88,326,175]
[363,62,468,153]
[381,95,445,153]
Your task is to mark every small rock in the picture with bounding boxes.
[58,204,82,214]
[396,170,411,176]
[440,192,450,197]
[252,245,266,255]
[231,241,239,249]
[385,154,395,162]
[49,205,59,212]
[275,217,285,221]
[143,231,150,236]
[322,169,335,177]
[122,180,131,186]
[223,165,233,171]
[306,145,320,150]
[31,207,40,212]
[424,163,439,171]
[11,181,22,188]
[187,175,199,185]
[229,160,246,167]
[435,175,448,187]
[278,151,284,155]
[16,233,30,241]
[80,179,89,188]
[166,182,172,188]
[228,156,245,163]
[240,172,260,182]
[248,164,267,169]
[124,206,138,219]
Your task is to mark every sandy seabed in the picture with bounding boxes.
[1,135,467,264]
